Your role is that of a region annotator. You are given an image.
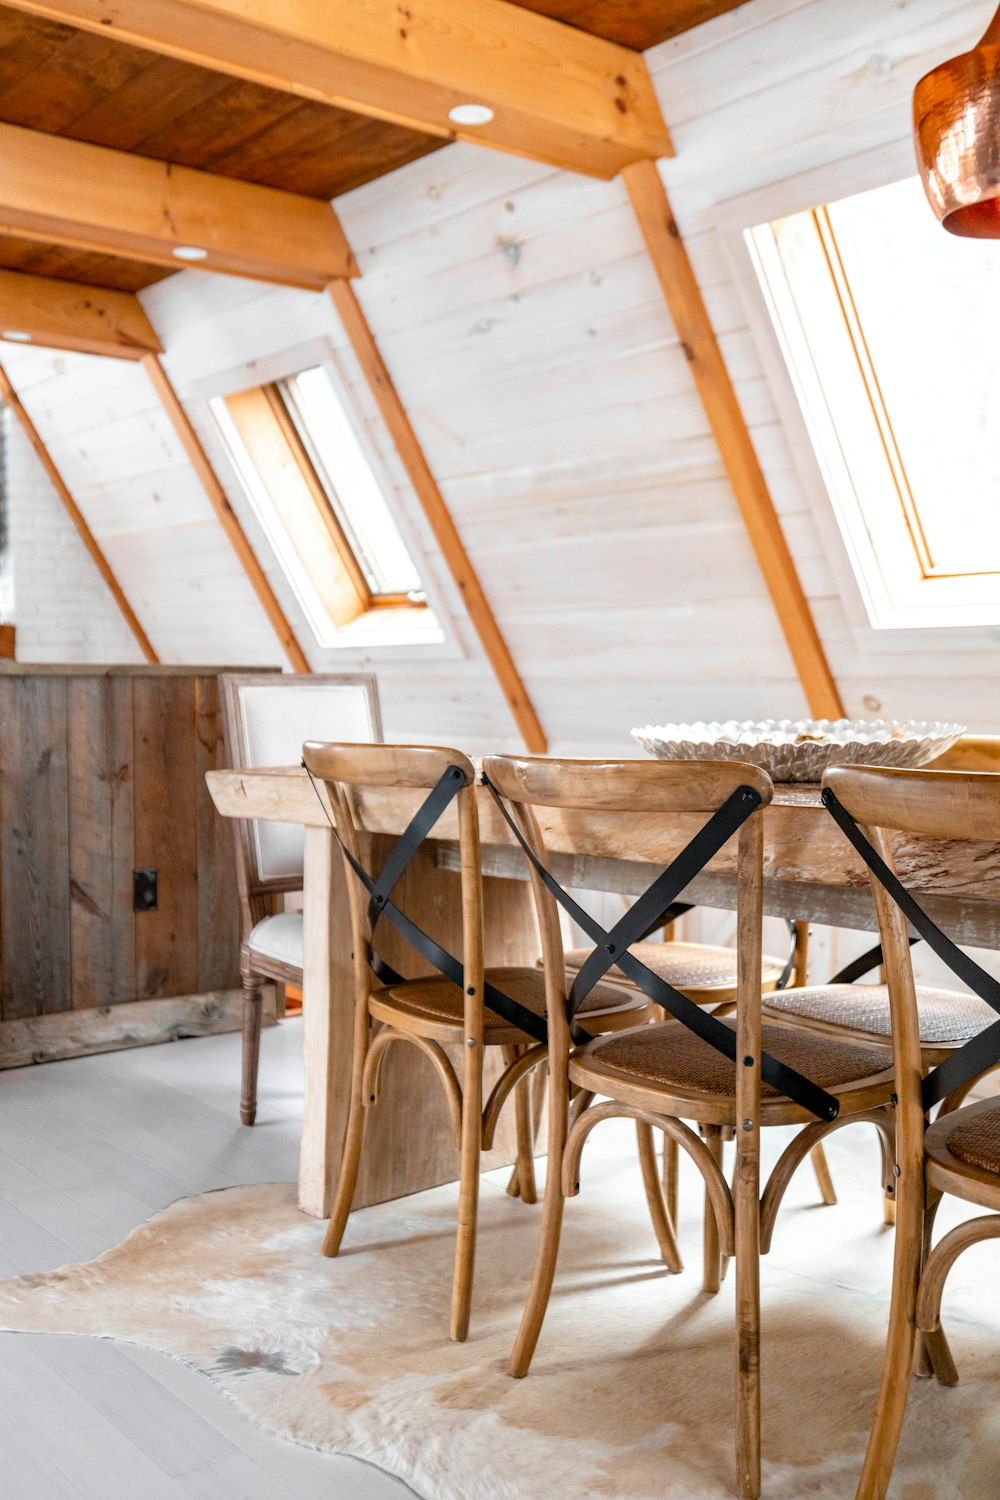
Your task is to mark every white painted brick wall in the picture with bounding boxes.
[3,408,144,663]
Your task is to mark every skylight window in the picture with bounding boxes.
[749,176,1000,628]
[212,364,440,650]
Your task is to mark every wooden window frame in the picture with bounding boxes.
[749,193,1000,630]
[222,379,426,639]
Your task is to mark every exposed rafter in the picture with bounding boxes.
[0,268,162,360]
[0,359,158,663]
[140,354,311,675]
[0,123,357,290]
[622,160,844,720]
[326,280,547,753]
[1,0,673,179]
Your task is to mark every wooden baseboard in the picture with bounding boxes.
[0,986,278,1069]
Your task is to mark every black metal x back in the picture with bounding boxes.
[824,786,1000,1110]
[483,776,840,1123]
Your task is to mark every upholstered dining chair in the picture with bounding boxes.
[819,765,1000,1500]
[300,741,659,1344]
[219,672,382,1125]
[485,754,898,1500]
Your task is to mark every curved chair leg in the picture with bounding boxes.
[913,1189,955,1383]
[240,973,264,1127]
[507,1054,570,1378]
[701,1124,726,1293]
[916,1212,1000,1386]
[733,1119,761,1499]
[501,1045,538,1204]
[635,1120,683,1272]
[662,1135,679,1230]
[451,1029,484,1343]
[810,1142,837,1206]
[853,1161,923,1500]
[322,1017,372,1259]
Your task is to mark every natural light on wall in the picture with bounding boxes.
[749,175,1000,629]
[211,364,443,649]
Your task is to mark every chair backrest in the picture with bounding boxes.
[220,673,382,904]
[301,742,484,1030]
[821,765,1000,1157]
[482,755,772,1086]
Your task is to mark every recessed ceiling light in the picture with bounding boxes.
[2,330,31,342]
[448,103,494,126]
[172,245,208,261]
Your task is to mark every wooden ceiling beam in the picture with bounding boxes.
[0,123,357,291]
[0,0,672,179]
[0,268,162,360]
[326,279,547,752]
[0,358,158,663]
[623,160,844,720]
[140,354,311,675]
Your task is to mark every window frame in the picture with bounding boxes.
[745,182,1000,630]
[203,340,459,657]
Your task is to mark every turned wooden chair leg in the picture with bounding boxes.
[322,1025,371,1258]
[853,1168,922,1500]
[701,1124,726,1293]
[240,972,264,1127]
[635,1121,683,1272]
[503,1046,538,1203]
[508,1058,570,1378]
[810,1142,838,1206]
[451,1032,483,1342]
[734,1130,761,1500]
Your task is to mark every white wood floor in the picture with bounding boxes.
[0,1019,415,1500]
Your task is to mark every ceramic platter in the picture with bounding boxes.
[629,718,966,783]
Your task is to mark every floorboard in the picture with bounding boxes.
[0,1020,415,1498]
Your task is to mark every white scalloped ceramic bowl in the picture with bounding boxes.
[630,719,965,783]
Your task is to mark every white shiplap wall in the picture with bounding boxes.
[650,0,1000,729]
[4,408,142,663]
[2,0,996,756]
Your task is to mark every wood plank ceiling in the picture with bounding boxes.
[0,2,749,290]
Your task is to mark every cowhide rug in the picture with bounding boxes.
[0,1124,998,1499]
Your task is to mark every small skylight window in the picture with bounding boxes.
[749,176,1000,628]
[212,364,440,650]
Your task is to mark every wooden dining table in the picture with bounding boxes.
[206,761,1000,1218]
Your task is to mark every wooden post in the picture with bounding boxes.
[141,353,311,675]
[326,280,547,752]
[0,359,158,663]
[623,160,844,721]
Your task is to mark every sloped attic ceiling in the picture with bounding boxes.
[2,0,997,754]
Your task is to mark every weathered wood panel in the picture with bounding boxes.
[66,673,135,1009]
[194,674,242,990]
[132,673,200,999]
[0,986,275,1070]
[0,675,71,1019]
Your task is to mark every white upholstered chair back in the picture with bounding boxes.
[221,673,383,893]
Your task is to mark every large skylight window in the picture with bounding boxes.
[212,364,440,649]
[749,176,1000,628]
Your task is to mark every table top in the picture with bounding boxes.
[206,766,1000,946]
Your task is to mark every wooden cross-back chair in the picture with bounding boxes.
[299,741,655,1344]
[219,672,382,1125]
[484,754,900,1500]
[820,765,1000,1500]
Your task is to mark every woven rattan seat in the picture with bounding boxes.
[563,940,788,996]
[582,1018,891,1100]
[375,965,643,1032]
[763,982,995,1044]
[942,1104,1000,1175]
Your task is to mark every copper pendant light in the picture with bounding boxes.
[914,3,1000,236]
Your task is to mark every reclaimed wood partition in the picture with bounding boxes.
[0,664,275,1068]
